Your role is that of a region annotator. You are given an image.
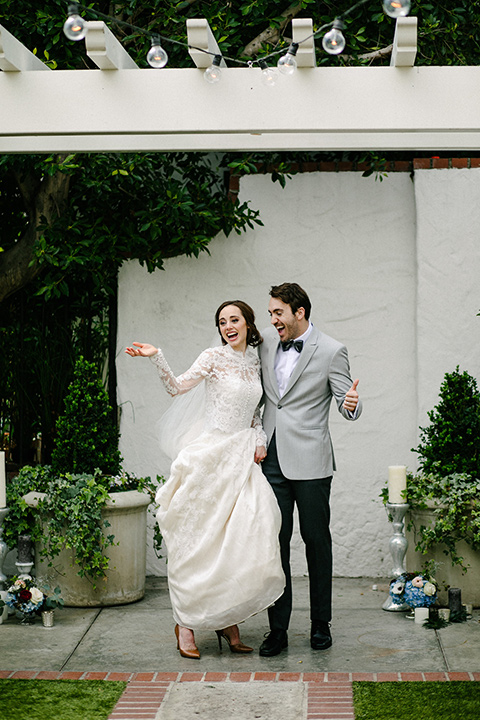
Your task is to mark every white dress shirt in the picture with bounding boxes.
[274,322,313,397]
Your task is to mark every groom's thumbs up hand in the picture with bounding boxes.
[343,379,359,413]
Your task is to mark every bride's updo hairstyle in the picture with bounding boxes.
[215,300,263,348]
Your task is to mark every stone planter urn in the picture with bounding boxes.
[24,490,150,607]
[406,502,480,607]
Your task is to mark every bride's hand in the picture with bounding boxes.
[254,445,267,464]
[125,342,158,357]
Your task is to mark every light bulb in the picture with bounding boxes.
[147,37,168,68]
[277,43,298,76]
[383,0,411,18]
[259,60,278,87]
[204,55,222,84]
[322,19,346,55]
[63,4,87,41]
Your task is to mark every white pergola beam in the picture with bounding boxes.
[0,23,50,72]
[391,16,417,67]
[1,66,480,152]
[292,19,316,68]
[187,19,227,69]
[85,21,139,70]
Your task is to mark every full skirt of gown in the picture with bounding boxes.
[155,426,285,630]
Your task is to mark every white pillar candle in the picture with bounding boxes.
[414,607,429,625]
[388,465,407,504]
[0,451,6,508]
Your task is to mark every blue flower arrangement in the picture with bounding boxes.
[388,571,438,608]
[4,577,45,617]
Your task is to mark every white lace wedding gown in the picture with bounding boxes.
[151,344,285,630]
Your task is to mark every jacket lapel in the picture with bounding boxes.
[263,331,280,399]
[281,326,319,397]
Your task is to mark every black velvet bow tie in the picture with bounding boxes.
[281,339,303,353]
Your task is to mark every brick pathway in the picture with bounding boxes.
[1,670,479,720]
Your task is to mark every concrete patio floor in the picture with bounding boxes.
[1,576,479,674]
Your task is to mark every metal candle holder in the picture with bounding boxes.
[382,502,410,612]
[15,533,34,579]
[0,507,9,590]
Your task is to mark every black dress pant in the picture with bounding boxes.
[262,433,333,631]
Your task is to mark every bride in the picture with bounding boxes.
[126,300,284,659]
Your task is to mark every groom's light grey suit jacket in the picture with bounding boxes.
[260,325,362,480]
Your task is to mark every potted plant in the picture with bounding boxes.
[400,367,480,605]
[4,357,163,607]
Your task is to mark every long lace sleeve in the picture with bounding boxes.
[150,348,214,397]
[251,405,267,448]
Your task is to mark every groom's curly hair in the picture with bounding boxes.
[215,300,263,347]
[270,283,311,320]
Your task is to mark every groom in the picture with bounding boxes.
[258,282,362,656]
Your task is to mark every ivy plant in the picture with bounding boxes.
[404,471,480,571]
[5,465,164,583]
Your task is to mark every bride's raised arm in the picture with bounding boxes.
[126,342,215,397]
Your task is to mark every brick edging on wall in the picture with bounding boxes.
[1,669,479,681]
[228,158,480,200]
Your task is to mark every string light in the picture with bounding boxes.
[383,0,411,18]
[62,1,410,78]
[146,36,168,68]
[259,60,278,87]
[322,19,346,55]
[277,43,298,76]
[63,3,88,41]
[204,55,222,84]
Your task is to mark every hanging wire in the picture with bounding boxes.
[68,0,376,68]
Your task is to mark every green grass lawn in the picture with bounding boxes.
[353,681,480,720]
[0,679,126,720]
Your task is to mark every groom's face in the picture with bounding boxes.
[268,297,304,342]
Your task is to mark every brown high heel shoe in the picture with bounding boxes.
[175,624,200,659]
[215,628,253,654]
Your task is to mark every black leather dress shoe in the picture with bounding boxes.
[259,629,288,657]
[311,621,332,650]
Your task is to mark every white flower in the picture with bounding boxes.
[391,582,404,595]
[412,576,424,588]
[30,587,44,605]
[423,582,436,597]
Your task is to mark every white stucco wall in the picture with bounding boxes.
[117,167,480,578]
[414,169,480,427]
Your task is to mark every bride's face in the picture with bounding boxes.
[218,305,248,352]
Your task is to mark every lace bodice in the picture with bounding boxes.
[151,344,267,446]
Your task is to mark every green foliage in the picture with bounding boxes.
[0,680,126,720]
[0,287,110,465]
[390,367,480,571]
[405,470,480,570]
[381,367,480,570]
[352,681,480,720]
[0,151,263,303]
[51,356,122,476]
[40,583,65,610]
[413,367,480,478]
[38,470,114,580]
[4,464,164,581]
[3,465,52,547]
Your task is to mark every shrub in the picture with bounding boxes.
[413,366,480,479]
[51,356,122,476]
